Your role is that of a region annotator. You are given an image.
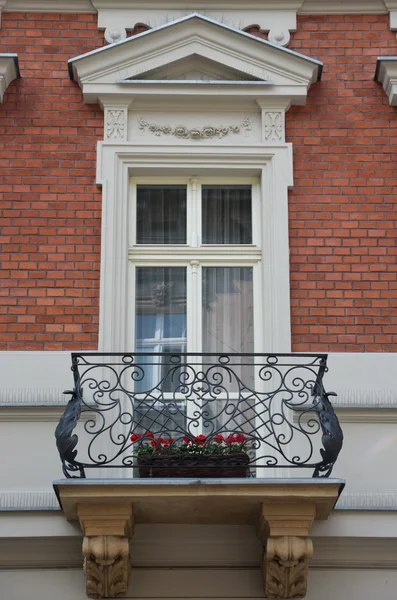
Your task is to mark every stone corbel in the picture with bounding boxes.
[258,502,316,598]
[78,503,134,598]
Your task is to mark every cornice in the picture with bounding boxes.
[1,489,397,512]
[1,0,391,15]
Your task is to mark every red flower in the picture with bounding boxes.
[150,439,160,448]
[130,433,142,442]
[225,433,247,444]
[194,434,207,446]
[145,432,154,439]
[214,434,224,444]
[182,436,192,444]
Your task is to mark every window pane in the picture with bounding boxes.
[136,185,186,244]
[202,185,252,244]
[135,267,187,392]
[202,267,254,354]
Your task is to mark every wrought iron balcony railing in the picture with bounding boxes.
[55,353,343,479]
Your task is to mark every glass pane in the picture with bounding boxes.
[202,185,252,244]
[202,267,254,354]
[136,185,186,244]
[135,267,187,392]
[202,267,254,436]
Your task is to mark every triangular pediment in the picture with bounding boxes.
[126,55,262,82]
[69,13,322,98]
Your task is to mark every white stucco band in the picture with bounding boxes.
[67,13,323,353]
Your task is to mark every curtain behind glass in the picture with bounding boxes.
[202,267,254,355]
[136,185,186,244]
[202,266,254,433]
[202,185,252,244]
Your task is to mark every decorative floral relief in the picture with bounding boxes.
[138,117,252,140]
[264,112,283,141]
[106,110,125,139]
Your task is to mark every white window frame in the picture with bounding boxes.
[128,176,261,354]
[97,144,292,354]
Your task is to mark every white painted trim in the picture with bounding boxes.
[335,492,397,511]
[0,53,19,102]
[0,387,66,404]
[97,144,293,353]
[375,57,397,105]
[295,404,397,424]
[0,404,95,422]
[0,491,59,511]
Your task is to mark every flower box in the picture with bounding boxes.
[138,452,250,478]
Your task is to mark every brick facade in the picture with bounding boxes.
[0,12,396,351]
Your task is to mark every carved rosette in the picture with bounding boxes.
[264,537,313,599]
[83,535,131,598]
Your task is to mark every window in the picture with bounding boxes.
[129,178,262,363]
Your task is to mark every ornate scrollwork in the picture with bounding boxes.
[138,117,252,140]
[55,353,343,478]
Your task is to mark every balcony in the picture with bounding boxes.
[54,353,344,599]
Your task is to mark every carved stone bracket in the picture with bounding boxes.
[83,535,130,598]
[258,501,316,599]
[264,536,313,598]
[78,502,134,598]
[55,480,343,600]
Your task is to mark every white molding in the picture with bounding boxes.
[375,57,397,105]
[0,404,94,422]
[296,404,397,424]
[97,144,293,353]
[0,53,19,102]
[335,492,397,511]
[0,491,59,511]
[335,405,397,423]
[0,387,66,404]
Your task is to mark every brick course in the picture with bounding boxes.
[0,13,396,351]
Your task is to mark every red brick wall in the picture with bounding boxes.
[288,14,397,351]
[0,13,104,350]
[0,13,396,351]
